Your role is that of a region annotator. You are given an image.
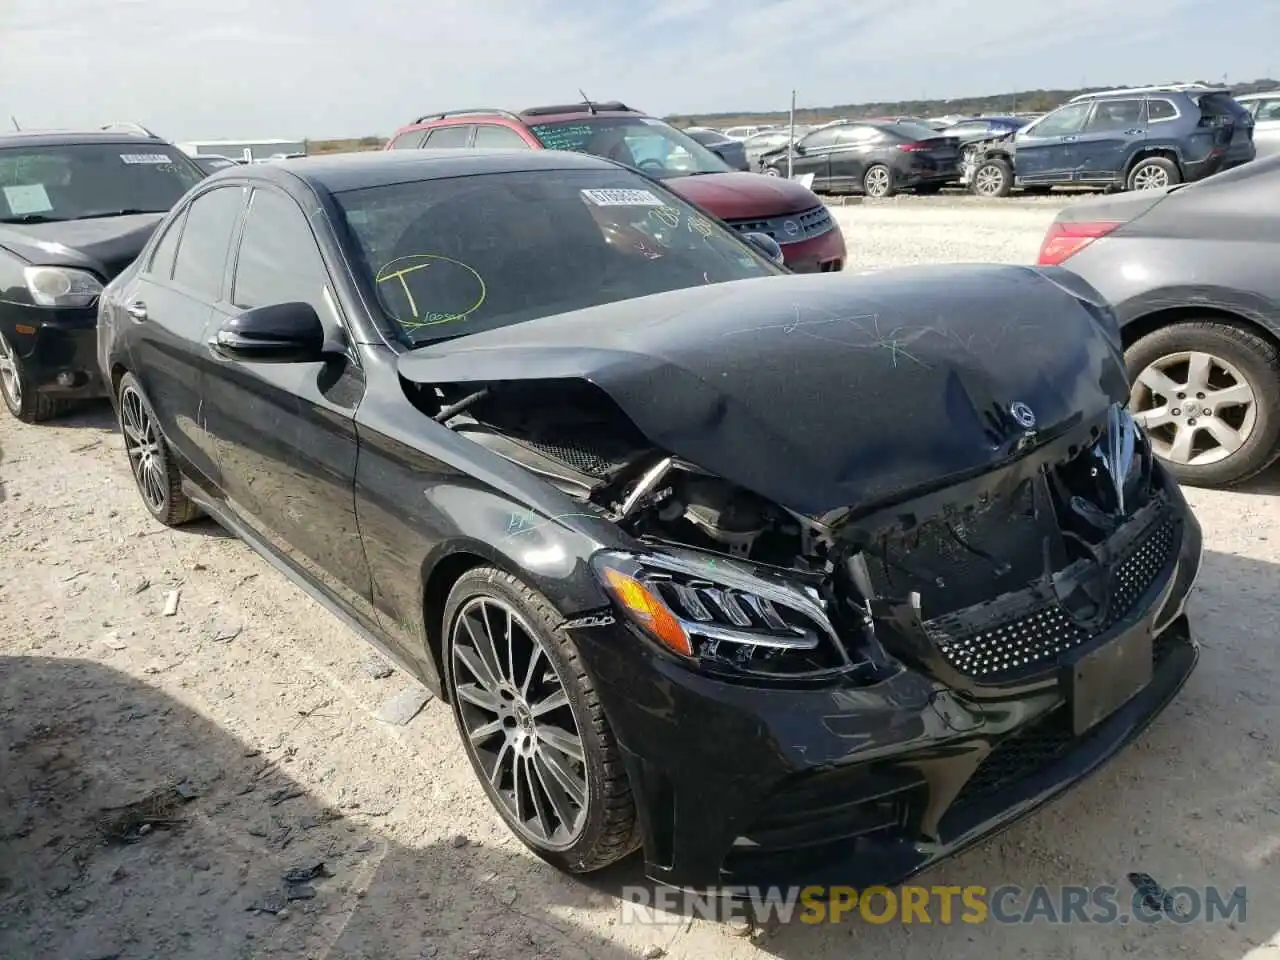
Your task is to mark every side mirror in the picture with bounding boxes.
[706,141,750,172]
[792,142,807,155]
[743,232,785,267]
[214,301,327,363]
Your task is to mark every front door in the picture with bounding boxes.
[1015,102,1091,182]
[201,185,375,625]
[790,127,840,188]
[124,185,247,489]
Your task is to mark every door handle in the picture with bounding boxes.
[125,301,148,321]
[1124,129,1145,135]
[1060,136,1079,143]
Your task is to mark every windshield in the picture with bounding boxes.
[335,168,781,347]
[0,142,204,222]
[526,117,732,177]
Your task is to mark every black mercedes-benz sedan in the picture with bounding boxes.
[97,148,1202,891]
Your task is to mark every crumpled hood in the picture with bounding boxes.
[665,171,820,218]
[0,213,165,280]
[398,264,1129,516]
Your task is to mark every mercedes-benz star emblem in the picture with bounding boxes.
[783,220,800,237]
[1009,401,1037,430]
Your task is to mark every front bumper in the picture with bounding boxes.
[573,491,1202,890]
[1,303,107,399]
[777,226,847,273]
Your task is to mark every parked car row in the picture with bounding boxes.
[4,136,1210,894]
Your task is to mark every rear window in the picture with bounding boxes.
[884,121,946,141]
[334,168,780,346]
[0,141,204,223]
[1197,93,1251,121]
[1147,99,1179,121]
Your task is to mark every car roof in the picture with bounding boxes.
[214,148,623,193]
[516,109,641,124]
[1234,91,1280,101]
[0,130,168,149]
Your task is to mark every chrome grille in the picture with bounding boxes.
[927,512,1178,682]
[726,205,834,245]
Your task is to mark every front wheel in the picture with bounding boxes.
[0,332,70,423]
[116,373,201,525]
[862,164,895,198]
[443,567,638,874]
[971,158,1013,198]
[1126,320,1280,486]
[762,165,781,177]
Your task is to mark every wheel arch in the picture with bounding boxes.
[1124,146,1183,179]
[1121,304,1280,354]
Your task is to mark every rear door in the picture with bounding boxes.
[827,125,883,187]
[1015,102,1091,182]
[126,184,246,489]
[1073,98,1147,181]
[472,124,534,149]
[202,185,375,623]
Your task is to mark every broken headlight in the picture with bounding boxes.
[591,549,855,678]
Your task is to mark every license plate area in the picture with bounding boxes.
[1062,630,1153,734]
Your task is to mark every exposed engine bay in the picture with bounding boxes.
[410,375,1170,686]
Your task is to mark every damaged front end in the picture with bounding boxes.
[397,267,1201,888]
[960,130,1016,186]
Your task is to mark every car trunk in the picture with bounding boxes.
[1197,92,1254,164]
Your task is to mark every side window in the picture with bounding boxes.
[1258,99,1280,121]
[387,131,425,149]
[1027,103,1091,137]
[147,208,187,280]
[422,125,474,148]
[171,186,245,300]
[472,124,532,149]
[1147,99,1179,122]
[836,126,879,143]
[802,128,841,149]
[231,188,331,319]
[1084,99,1145,133]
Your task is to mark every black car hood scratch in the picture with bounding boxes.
[397,265,1130,516]
[0,213,165,280]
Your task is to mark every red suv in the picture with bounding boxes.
[386,101,846,273]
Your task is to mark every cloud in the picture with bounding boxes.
[0,0,1272,138]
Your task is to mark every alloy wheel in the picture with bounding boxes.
[119,384,168,511]
[974,164,1006,197]
[450,596,588,849]
[1129,350,1258,465]
[1132,164,1170,190]
[864,166,891,197]
[0,334,22,410]
[764,166,780,177]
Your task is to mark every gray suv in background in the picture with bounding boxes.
[1235,91,1280,159]
[961,83,1256,197]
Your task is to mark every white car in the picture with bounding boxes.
[1234,91,1280,159]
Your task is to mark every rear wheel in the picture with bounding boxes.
[1126,320,1280,486]
[116,373,201,526]
[443,567,638,874]
[0,333,71,423]
[971,158,1013,197]
[862,164,895,198]
[1126,156,1181,191]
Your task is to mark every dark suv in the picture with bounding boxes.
[0,126,205,421]
[386,102,846,273]
[961,84,1256,197]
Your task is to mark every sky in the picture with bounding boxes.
[2,0,1275,140]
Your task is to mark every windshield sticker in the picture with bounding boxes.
[580,188,664,207]
[3,183,53,216]
[687,215,714,239]
[120,153,173,165]
[373,253,487,331]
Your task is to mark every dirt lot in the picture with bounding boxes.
[2,197,1279,960]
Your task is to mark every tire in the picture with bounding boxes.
[116,372,201,526]
[1125,320,1280,487]
[443,567,639,874]
[1126,156,1181,192]
[762,165,781,177]
[0,332,71,423]
[971,157,1013,197]
[862,164,896,198]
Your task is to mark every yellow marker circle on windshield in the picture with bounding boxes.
[374,253,487,329]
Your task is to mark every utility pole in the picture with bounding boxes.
[9,116,19,131]
[787,90,796,179]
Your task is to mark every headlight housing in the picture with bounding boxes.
[23,266,104,308]
[591,549,858,678]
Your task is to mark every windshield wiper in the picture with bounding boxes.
[75,208,164,220]
[0,214,67,224]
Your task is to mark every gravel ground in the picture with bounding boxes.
[2,197,1279,960]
